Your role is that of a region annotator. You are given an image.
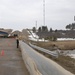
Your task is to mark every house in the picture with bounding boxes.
[0,29,12,38]
[0,31,8,37]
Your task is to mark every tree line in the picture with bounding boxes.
[66,23,75,30]
[32,22,75,33]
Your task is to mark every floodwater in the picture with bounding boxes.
[57,49,75,59]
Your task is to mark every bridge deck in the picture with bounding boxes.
[0,38,29,75]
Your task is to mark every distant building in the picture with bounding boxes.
[0,31,8,37]
[0,28,12,37]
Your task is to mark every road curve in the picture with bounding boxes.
[20,41,74,75]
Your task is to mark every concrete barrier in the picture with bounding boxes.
[19,41,42,75]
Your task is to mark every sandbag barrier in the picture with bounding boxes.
[19,41,42,75]
[29,43,58,58]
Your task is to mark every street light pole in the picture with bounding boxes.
[36,21,37,31]
[43,0,45,26]
[74,16,75,21]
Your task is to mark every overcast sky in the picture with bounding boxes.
[0,0,75,31]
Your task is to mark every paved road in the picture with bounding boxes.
[20,41,74,75]
[0,38,29,75]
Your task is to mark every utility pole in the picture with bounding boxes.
[74,16,75,21]
[36,21,37,31]
[43,0,45,26]
[35,21,39,41]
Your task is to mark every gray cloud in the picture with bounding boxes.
[0,0,75,30]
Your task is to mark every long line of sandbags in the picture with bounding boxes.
[19,41,42,75]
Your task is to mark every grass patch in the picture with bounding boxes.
[31,40,75,50]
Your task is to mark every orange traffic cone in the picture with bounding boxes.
[8,43,10,46]
[1,50,4,56]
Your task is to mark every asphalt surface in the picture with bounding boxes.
[20,41,74,75]
[0,38,29,75]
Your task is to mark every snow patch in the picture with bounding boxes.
[28,30,48,42]
[67,54,75,59]
[57,38,75,41]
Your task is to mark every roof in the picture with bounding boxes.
[0,31,8,35]
[0,31,8,36]
[0,29,12,34]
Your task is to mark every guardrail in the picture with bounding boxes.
[29,43,58,57]
[19,41,42,75]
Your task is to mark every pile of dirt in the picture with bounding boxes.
[19,29,30,43]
